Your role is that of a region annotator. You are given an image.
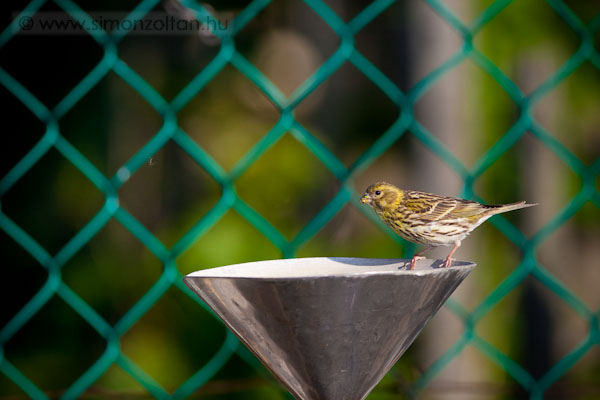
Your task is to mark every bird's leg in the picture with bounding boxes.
[409,246,434,270]
[443,241,461,268]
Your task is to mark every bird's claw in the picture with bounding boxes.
[442,257,455,268]
[409,255,425,270]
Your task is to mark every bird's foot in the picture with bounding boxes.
[409,255,425,270]
[442,257,455,268]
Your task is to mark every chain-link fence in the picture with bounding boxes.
[1,0,599,399]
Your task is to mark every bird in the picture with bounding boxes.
[360,182,537,270]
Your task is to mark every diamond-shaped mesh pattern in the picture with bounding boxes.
[1,0,599,399]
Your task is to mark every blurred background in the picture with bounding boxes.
[1,0,599,399]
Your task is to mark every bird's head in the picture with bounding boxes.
[360,182,404,210]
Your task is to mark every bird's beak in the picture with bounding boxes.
[360,194,371,205]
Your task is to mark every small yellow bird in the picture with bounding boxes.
[360,182,537,270]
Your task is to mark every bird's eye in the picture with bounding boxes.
[375,190,381,196]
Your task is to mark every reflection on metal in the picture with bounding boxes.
[184,257,475,400]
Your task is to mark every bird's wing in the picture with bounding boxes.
[447,199,489,220]
[403,191,485,222]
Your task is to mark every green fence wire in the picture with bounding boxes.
[1,0,599,399]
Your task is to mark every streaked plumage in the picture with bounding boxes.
[360,182,537,269]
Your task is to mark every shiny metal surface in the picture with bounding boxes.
[184,257,475,400]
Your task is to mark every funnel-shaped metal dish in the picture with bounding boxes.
[184,257,474,400]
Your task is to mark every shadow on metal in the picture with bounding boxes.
[184,257,475,400]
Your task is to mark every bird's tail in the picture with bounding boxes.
[487,201,538,215]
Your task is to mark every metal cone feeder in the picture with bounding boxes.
[184,257,475,400]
